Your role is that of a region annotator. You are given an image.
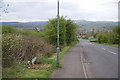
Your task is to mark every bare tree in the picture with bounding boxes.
[0,0,9,17]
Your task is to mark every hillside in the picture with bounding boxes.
[1,20,118,29]
[74,20,118,28]
[1,21,48,29]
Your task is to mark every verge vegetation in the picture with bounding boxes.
[96,26,120,47]
[2,16,78,78]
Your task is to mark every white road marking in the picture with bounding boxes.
[89,42,117,55]
[93,44,117,54]
[102,48,117,54]
[108,51,117,54]
[81,56,88,78]
[89,43,92,44]
[102,48,105,50]
[80,43,88,78]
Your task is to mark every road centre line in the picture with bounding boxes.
[102,48,106,50]
[108,51,117,54]
[90,43,117,55]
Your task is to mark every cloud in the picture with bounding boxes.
[1,0,119,22]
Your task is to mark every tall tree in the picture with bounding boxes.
[44,16,78,46]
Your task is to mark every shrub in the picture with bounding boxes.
[2,26,55,67]
[96,26,120,44]
[2,25,19,34]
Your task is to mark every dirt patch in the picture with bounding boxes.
[26,64,51,70]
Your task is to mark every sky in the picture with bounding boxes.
[1,0,119,22]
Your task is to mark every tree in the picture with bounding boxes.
[96,26,120,44]
[43,16,78,46]
[112,26,120,44]
[66,20,78,45]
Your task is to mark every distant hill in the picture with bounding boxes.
[1,21,48,29]
[1,20,118,30]
[74,20,118,28]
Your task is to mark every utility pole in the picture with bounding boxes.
[56,0,60,64]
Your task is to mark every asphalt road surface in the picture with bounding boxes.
[52,39,118,78]
[80,39,118,78]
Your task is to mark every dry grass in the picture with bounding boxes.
[2,33,55,67]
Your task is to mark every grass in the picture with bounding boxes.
[2,25,78,78]
[2,25,44,37]
[3,60,53,78]
[3,57,55,78]
[2,43,77,78]
[17,69,52,78]
[3,62,25,78]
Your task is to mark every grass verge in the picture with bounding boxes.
[3,41,78,78]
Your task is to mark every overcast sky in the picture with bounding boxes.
[1,0,119,22]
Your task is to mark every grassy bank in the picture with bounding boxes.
[2,25,78,78]
[3,44,77,78]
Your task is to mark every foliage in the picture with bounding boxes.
[2,19,78,78]
[2,25,19,34]
[66,20,78,45]
[2,26,55,67]
[2,25,43,37]
[96,26,120,44]
[3,45,75,78]
[43,16,78,46]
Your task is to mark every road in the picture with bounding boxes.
[80,39,118,78]
[52,39,118,78]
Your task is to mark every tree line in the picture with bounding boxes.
[96,26,120,44]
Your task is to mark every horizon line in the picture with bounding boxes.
[0,19,118,22]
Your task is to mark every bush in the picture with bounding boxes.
[2,25,19,34]
[43,16,78,46]
[2,25,44,37]
[96,26,120,44]
[2,26,55,67]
